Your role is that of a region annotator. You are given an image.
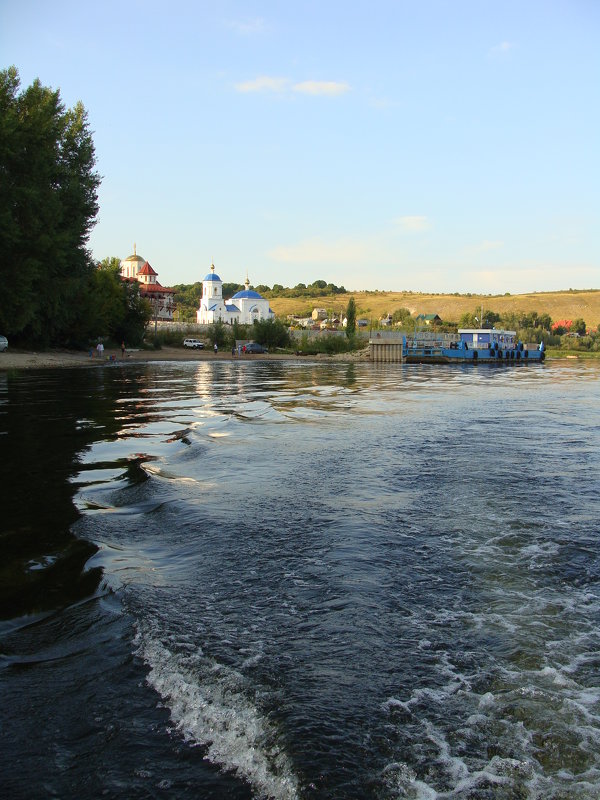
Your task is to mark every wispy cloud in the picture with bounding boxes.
[226,17,267,36]
[394,216,431,233]
[489,41,516,58]
[234,77,350,96]
[269,237,394,266]
[234,76,289,93]
[293,80,350,96]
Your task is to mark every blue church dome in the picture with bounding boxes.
[231,289,263,300]
[203,272,221,282]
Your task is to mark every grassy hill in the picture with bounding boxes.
[269,289,600,329]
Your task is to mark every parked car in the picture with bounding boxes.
[183,338,204,349]
[0,335,8,352]
[244,342,267,354]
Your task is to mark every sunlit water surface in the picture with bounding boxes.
[1,359,599,799]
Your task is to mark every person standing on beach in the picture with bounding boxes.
[214,342,218,355]
[121,341,125,358]
[96,341,104,359]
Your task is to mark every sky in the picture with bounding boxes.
[1,0,599,294]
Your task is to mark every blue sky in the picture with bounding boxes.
[2,0,598,293]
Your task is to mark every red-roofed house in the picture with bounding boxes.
[120,245,174,321]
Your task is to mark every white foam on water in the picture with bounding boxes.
[382,631,600,799]
[134,626,299,800]
[380,762,438,800]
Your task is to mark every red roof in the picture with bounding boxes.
[140,282,174,294]
[552,319,572,331]
[138,261,158,276]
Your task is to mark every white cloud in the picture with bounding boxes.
[395,216,431,233]
[234,76,289,93]
[234,77,350,96]
[226,18,267,35]
[489,41,516,57]
[292,80,350,96]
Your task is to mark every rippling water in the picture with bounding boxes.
[1,359,599,799]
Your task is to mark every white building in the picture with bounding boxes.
[196,263,274,325]
[120,245,174,321]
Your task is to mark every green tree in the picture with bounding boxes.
[571,318,587,336]
[346,297,357,338]
[0,67,101,345]
[252,318,291,349]
[392,307,412,325]
[98,256,121,272]
[222,282,244,298]
[228,319,251,349]
[209,320,228,348]
[458,312,478,328]
[173,281,202,321]
[537,313,552,332]
[79,258,150,346]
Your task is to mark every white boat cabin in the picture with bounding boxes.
[458,329,517,350]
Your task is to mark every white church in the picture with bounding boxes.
[197,263,274,325]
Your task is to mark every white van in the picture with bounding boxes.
[183,338,205,349]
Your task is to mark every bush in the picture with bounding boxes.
[295,334,361,355]
[252,318,292,348]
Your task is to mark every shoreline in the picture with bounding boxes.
[0,346,370,371]
[0,347,593,371]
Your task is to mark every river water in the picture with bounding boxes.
[1,359,599,799]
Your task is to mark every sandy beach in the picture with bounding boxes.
[0,345,370,370]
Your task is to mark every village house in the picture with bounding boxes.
[416,314,442,326]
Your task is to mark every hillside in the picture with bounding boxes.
[269,290,600,329]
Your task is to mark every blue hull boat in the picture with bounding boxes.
[403,328,545,364]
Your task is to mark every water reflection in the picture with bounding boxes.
[0,368,169,619]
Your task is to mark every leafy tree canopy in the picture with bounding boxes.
[252,318,291,349]
[391,307,412,324]
[0,66,101,345]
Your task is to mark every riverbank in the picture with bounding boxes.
[2,346,596,371]
[0,345,372,370]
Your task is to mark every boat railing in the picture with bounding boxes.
[405,333,459,349]
[369,330,405,340]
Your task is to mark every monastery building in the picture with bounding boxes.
[120,246,174,321]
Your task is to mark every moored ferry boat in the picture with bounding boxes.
[404,328,545,363]
[369,329,546,363]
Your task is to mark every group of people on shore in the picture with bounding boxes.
[212,343,251,357]
[92,341,126,360]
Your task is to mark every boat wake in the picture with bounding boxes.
[134,622,300,800]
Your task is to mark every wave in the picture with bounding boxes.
[134,623,300,800]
